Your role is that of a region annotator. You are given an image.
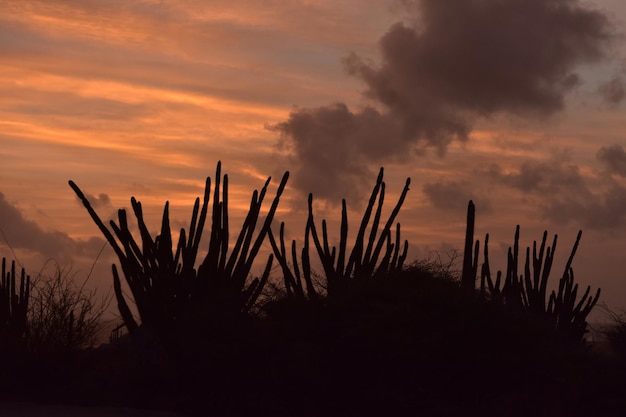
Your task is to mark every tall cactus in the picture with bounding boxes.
[70,162,288,339]
[461,201,479,292]
[0,258,30,349]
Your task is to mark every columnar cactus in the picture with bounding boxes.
[70,162,288,339]
[466,201,600,341]
[269,168,410,299]
[0,258,30,349]
[461,200,479,292]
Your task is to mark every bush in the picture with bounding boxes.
[27,261,110,355]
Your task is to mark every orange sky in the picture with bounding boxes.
[1,0,626,322]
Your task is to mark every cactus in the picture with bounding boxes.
[0,258,30,350]
[269,168,410,299]
[461,201,479,292]
[70,162,288,339]
[267,221,317,300]
[548,267,601,341]
[468,201,600,341]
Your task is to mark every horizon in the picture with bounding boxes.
[1,0,626,320]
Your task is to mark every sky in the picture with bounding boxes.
[1,0,626,322]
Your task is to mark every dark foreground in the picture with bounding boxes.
[2,269,626,417]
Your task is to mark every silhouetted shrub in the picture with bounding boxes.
[602,308,626,359]
[27,261,110,355]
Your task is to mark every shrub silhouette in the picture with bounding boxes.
[69,161,289,345]
[27,262,109,354]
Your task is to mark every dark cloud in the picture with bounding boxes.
[0,192,105,260]
[487,156,626,230]
[598,77,625,105]
[422,181,490,212]
[488,161,589,195]
[542,185,626,230]
[275,0,612,201]
[598,144,626,176]
[365,0,609,117]
[272,103,405,202]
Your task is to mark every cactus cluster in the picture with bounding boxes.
[462,201,600,341]
[70,162,289,339]
[69,163,602,348]
[269,168,410,300]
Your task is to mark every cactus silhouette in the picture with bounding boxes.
[269,167,410,300]
[0,258,30,351]
[462,201,601,341]
[70,162,289,342]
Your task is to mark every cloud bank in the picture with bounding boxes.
[275,0,613,201]
[598,144,626,176]
[422,180,491,213]
[0,193,106,261]
[487,148,626,230]
[599,77,625,106]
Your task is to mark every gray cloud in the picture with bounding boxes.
[542,185,626,230]
[0,192,106,260]
[422,181,491,213]
[487,161,589,195]
[597,144,626,176]
[275,0,612,201]
[599,77,625,105]
[273,103,404,202]
[487,155,626,230]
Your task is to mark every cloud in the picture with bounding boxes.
[77,192,111,209]
[487,154,626,230]
[272,103,405,202]
[0,192,105,260]
[598,77,625,105]
[275,0,613,201]
[422,181,491,213]
[487,161,589,195]
[598,144,626,176]
[542,184,626,230]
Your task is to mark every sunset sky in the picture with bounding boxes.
[1,0,626,320]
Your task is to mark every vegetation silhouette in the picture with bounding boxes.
[3,166,626,416]
[27,261,110,355]
[70,161,289,350]
[268,167,409,301]
[0,258,29,354]
[0,257,109,404]
[462,200,601,342]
